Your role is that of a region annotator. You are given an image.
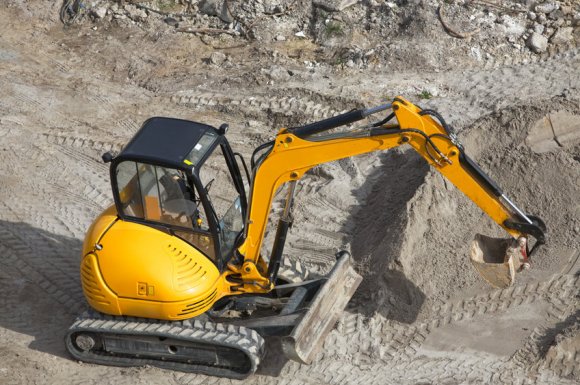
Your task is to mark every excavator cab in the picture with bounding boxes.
[107,117,248,270]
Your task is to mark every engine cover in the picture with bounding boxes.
[81,208,222,320]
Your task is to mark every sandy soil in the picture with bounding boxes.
[0,1,578,384]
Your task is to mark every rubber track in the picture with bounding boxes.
[65,312,265,380]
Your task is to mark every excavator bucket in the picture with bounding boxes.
[469,234,527,288]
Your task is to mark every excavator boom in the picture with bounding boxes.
[234,97,545,290]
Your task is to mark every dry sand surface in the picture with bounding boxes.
[0,1,579,384]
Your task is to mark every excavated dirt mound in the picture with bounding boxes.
[282,98,580,326]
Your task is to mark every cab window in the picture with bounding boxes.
[198,145,244,260]
[115,161,216,260]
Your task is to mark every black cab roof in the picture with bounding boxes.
[116,117,220,170]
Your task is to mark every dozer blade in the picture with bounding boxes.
[470,234,527,289]
[281,252,362,364]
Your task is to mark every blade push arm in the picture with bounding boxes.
[233,97,545,290]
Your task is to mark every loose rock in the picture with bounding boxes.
[526,32,548,53]
[198,0,233,23]
[553,18,565,27]
[124,5,147,21]
[549,111,580,147]
[501,15,525,36]
[561,5,573,15]
[209,51,227,66]
[548,9,564,21]
[263,66,291,81]
[550,27,573,44]
[538,13,547,23]
[164,17,179,28]
[535,2,558,14]
[91,7,107,19]
[525,115,559,153]
[313,0,359,12]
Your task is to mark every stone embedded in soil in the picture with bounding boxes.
[525,115,559,153]
[550,27,574,44]
[549,111,580,147]
[209,51,227,65]
[164,17,179,27]
[525,112,580,153]
[263,66,291,82]
[526,32,548,53]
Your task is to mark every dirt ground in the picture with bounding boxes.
[0,1,579,384]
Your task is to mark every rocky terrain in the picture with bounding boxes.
[0,0,578,384]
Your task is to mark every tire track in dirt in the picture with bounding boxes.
[321,274,579,366]
[445,50,580,118]
[481,43,579,70]
[510,293,580,379]
[169,275,578,385]
[40,132,126,154]
[166,89,358,126]
[0,221,85,316]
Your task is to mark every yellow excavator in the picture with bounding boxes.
[66,97,545,378]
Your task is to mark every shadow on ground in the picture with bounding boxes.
[0,220,85,360]
[0,173,430,378]
[342,149,429,324]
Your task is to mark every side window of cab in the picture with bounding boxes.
[114,161,217,261]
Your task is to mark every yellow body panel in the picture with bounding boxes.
[82,211,224,320]
[81,253,122,315]
[82,205,118,255]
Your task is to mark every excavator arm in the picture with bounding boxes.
[233,97,545,289]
